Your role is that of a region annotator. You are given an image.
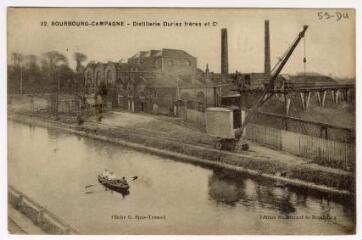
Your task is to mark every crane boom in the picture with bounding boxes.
[239,25,308,136]
[268,25,308,90]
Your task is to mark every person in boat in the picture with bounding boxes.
[108,171,117,180]
[120,176,128,185]
[101,169,109,178]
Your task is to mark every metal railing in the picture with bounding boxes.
[8,185,78,234]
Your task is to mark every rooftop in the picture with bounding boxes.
[129,48,195,60]
[280,73,337,84]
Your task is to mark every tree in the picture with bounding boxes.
[42,51,68,90]
[12,52,23,67]
[74,52,87,73]
[43,51,68,70]
[11,52,24,94]
[24,54,41,92]
[57,65,76,92]
[43,51,68,118]
[74,52,87,91]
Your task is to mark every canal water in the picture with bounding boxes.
[8,121,355,234]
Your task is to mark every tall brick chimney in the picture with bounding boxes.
[221,28,228,80]
[264,20,271,76]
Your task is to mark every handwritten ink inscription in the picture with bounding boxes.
[317,12,350,21]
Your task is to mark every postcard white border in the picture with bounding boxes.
[0,1,361,240]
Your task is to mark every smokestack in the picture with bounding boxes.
[264,20,271,76]
[221,28,228,80]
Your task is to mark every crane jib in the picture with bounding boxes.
[239,25,309,135]
[268,25,309,90]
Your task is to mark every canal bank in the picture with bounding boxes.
[8,112,354,196]
[8,118,355,234]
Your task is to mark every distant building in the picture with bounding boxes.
[128,49,197,77]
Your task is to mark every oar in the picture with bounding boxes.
[85,189,106,194]
[85,183,106,189]
[129,176,138,182]
[85,184,100,188]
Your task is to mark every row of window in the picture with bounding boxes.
[131,58,192,67]
[166,59,192,67]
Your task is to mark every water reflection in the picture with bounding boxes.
[257,184,296,214]
[208,169,295,214]
[47,127,70,140]
[208,169,246,206]
[208,168,355,221]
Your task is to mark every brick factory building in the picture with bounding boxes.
[83,48,205,114]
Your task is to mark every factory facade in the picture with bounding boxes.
[84,48,198,92]
[83,48,211,114]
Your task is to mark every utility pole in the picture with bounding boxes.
[55,69,60,120]
[81,73,86,116]
[205,64,209,108]
[19,63,23,95]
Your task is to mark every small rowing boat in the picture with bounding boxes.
[97,174,130,193]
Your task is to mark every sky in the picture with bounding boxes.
[7,8,355,78]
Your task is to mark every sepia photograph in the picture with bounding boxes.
[6,7,356,235]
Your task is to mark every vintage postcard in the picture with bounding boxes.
[7,8,355,235]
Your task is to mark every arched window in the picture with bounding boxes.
[106,70,113,86]
[96,71,102,86]
[86,71,92,86]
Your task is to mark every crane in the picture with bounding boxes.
[238,25,308,136]
[206,24,308,151]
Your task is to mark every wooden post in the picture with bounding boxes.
[346,88,352,102]
[321,90,327,107]
[305,91,311,110]
[343,89,348,102]
[36,207,45,224]
[335,90,340,104]
[331,90,336,104]
[20,64,23,95]
[16,194,24,209]
[300,92,306,110]
[283,118,288,130]
[284,94,291,116]
[316,91,322,106]
[319,127,328,140]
